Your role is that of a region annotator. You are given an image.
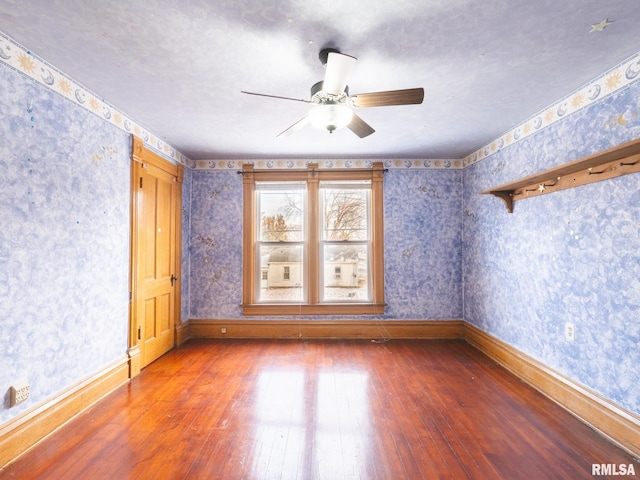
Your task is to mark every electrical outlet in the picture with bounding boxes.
[564,322,575,342]
[10,380,30,407]
[220,327,227,334]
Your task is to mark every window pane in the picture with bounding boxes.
[258,245,304,302]
[258,186,304,242]
[321,187,368,241]
[242,164,384,314]
[322,244,369,301]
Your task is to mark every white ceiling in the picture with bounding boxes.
[1,0,639,161]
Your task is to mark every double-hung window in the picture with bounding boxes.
[241,162,385,315]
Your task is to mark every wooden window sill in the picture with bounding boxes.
[241,303,387,316]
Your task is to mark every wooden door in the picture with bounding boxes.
[129,137,183,375]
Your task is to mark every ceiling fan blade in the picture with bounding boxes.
[323,52,357,95]
[241,91,311,103]
[276,116,309,137]
[351,88,424,107]
[347,113,375,138]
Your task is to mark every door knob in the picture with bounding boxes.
[170,274,179,286]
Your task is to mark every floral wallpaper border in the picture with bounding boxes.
[462,50,640,167]
[1,27,639,171]
[0,30,190,166]
[192,158,463,171]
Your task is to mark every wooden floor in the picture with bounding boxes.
[1,339,637,479]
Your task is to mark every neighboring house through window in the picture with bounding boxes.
[241,162,385,315]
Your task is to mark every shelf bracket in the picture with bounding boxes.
[492,191,514,213]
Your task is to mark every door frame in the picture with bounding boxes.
[128,136,183,378]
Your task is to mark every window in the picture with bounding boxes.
[241,162,385,315]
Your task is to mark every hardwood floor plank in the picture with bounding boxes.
[1,339,637,479]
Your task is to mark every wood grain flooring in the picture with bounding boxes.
[1,339,637,479]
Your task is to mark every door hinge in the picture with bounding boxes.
[129,291,132,303]
[137,326,141,340]
[139,176,143,188]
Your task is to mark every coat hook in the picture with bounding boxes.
[544,177,560,187]
[588,167,606,175]
[620,159,639,166]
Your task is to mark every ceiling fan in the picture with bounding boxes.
[242,48,424,138]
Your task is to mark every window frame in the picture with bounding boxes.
[241,162,386,316]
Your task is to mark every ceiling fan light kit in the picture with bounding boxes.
[308,103,353,133]
[243,47,424,138]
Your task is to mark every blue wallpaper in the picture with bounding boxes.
[0,64,131,423]
[180,167,193,323]
[383,169,462,319]
[188,170,244,319]
[463,82,640,414]
[186,168,463,320]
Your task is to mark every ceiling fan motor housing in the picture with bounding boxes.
[318,47,340,66]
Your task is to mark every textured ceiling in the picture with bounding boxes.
[1,0,639,161]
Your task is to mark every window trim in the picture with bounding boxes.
[241,162,386,316]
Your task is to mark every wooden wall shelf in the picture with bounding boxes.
[481,138,640,212]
